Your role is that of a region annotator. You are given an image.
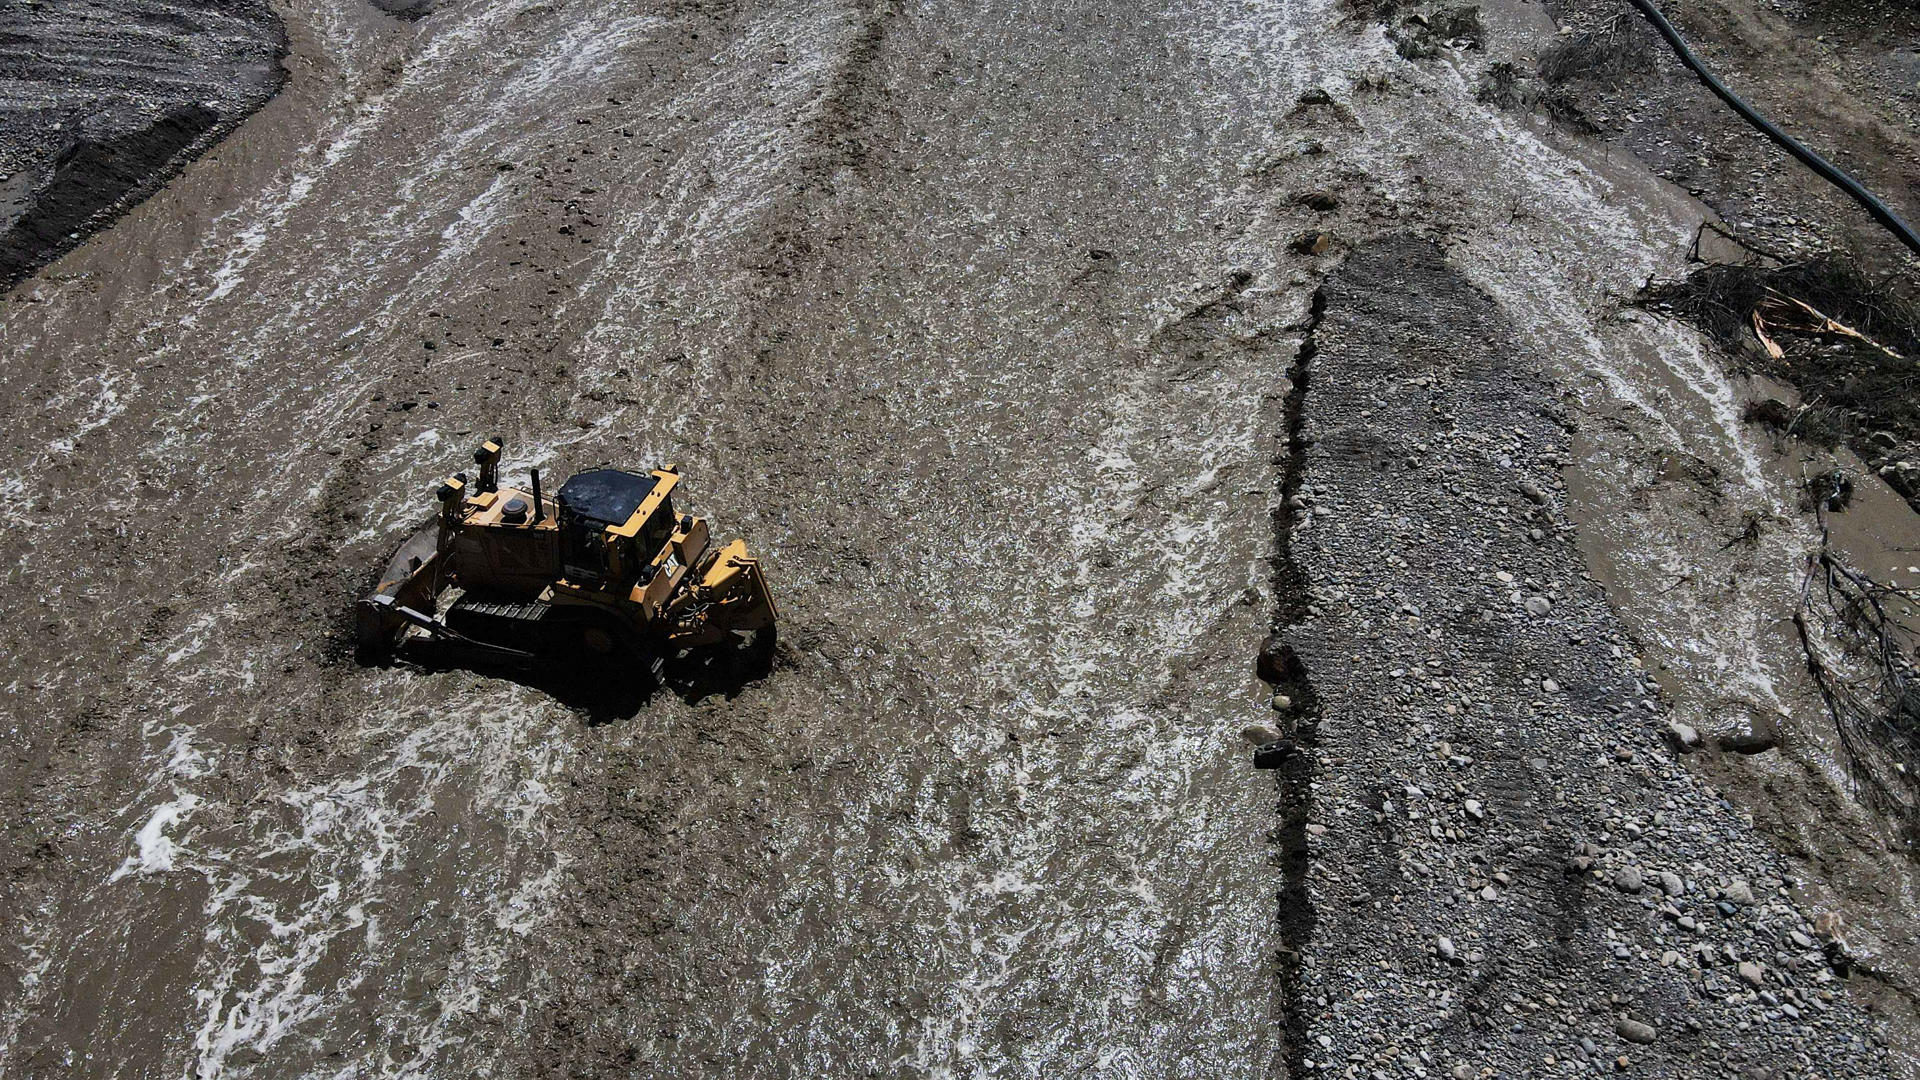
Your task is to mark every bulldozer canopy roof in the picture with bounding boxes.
[557,469,657,525]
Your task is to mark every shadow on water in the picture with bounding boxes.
[372,638,778,725]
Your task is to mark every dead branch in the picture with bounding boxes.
[1796,512,1920,843]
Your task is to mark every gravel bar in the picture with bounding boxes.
[1274,236,1890,1078]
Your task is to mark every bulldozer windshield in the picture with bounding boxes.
[640,494,675,552]
[555,469,679,584]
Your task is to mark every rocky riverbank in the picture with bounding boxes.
[1272,236,1890,1077]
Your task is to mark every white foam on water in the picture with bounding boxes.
[111,794,202,882]
[54,546,573,1076]
[204,104,375,302]
[121,0,697,561]
[568,0,852,385]
[846,247,1287,1072]
[163,612,223,666]
[503,14,667,101]
[22,369,131,463]
[162,697,569,1079]
[434,169,515,264]
[203,0,561,308]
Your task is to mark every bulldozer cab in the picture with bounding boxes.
[556,467,679,586]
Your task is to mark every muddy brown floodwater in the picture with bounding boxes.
[2,1,1308,1075]
[2,0,1917,1077]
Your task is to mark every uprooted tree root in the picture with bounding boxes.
[1742,397,1852,450]
[1795,524,1920,847]
[1646,258,1920,502]
[1537,15,1656,87]
[1648,258,1916,354]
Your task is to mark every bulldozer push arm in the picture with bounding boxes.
[661,538,778,649]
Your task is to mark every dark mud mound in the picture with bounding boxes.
[0,104,218,284]
[0,0,286,290]
[368,0,436,19]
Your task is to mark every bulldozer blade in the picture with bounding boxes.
[357,523,445,660]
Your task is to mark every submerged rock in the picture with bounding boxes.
[1241,724,1284,747]
[369,0,437,16]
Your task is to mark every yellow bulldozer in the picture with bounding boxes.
[356,439,776,670]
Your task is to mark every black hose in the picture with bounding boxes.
[1623,0,1920,258]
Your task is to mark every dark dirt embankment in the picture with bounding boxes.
[1479,0,1920,496]
[1260,289,1327,1080]
[1524,0,1920,277]
[0,0,286,289]
[1280,235,1889,1077]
